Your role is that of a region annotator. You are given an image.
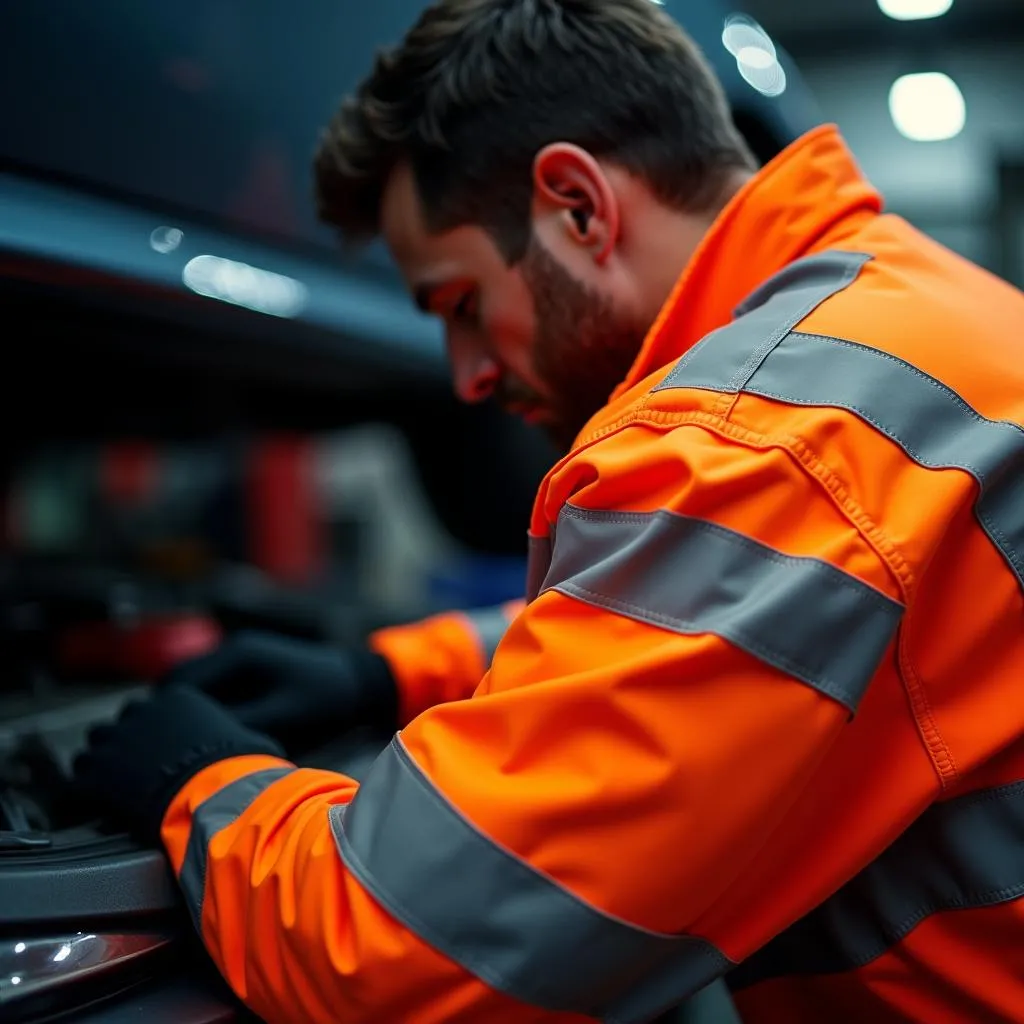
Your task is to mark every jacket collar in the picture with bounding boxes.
[611,124,883,400]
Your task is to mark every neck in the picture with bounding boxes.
[610,126,886,402]
[626,170,755,326]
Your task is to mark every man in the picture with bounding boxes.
[75,1,1024,1022]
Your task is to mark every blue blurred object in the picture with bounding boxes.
[428,553,529,611]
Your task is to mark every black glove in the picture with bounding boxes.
[162,631,398,756]
[73,686,285,843]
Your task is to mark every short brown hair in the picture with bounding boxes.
[314,0,756,263]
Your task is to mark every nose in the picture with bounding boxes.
[448,337,500,404]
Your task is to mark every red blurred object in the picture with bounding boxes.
[58,615,222,680]
[101,442,159,506]
[247,436,324,585]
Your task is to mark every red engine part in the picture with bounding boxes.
[58,615,222,681]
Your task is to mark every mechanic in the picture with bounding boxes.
[75,1,1024,1022]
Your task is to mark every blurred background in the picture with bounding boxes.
[0,0,1021,727]
[0,4,1021,1021]
[743,0,1024,282]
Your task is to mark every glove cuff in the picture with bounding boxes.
[140,733,285,842]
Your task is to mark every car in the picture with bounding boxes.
[0,3,819,1020]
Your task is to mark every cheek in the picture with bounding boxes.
[484,290,540,378]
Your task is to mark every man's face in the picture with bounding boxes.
[381,163,647,450]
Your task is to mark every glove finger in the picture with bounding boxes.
[232,693,290,733]
[162,646,236,691]
[168,651,272,708]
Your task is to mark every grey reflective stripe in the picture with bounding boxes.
[526,533,553,603]
[730,779,1024,989]
[541,505,902,713]
[741,332,1024,590]
[180,767,294,934]
[331,737,733,1023]
[654,250,872,396]
[464,604,514,667]
[654,248,1024,593]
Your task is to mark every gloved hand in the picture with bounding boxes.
[162,631,398,756]
[74,686,285,843]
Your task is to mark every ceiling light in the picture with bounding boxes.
[737,51,787,97]
[877,0,953,21]
[722,14,786,97]
[182,255,308,318]
[722,14,775,61]
[889,72,965,141]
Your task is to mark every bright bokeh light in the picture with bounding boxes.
[722,15,776,61]
[877,0,953,21]
[737,45,776,70]
[182,255,308,318]
[889,72,966,141]
[722,14,786,97]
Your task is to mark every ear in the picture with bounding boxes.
[532,143,619,264]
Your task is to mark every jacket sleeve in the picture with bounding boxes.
[368,600,524,724]
[160,424,931,1024]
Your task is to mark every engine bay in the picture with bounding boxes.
[0,557,386,854]
[0,680,143,842]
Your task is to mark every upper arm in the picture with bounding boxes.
[341,423,921,1020]
[166,422,930,1024]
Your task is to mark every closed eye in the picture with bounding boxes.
[450,291,478,325]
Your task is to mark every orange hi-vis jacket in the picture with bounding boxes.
[161,124,1024,1024]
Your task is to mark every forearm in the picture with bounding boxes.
[369,600,524,723]
[160,751,582,1024]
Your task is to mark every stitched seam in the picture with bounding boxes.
[780,434,917,595]
[847,881,1024,971]
[793,331,1024,443]
[650,407,952,785]
[900,620,959,787]
[767,332,1024,580]
[728,268,862,390]
[563,407,942,781]
[746,373,1014,566]
[611,408,917,597]
[710,259,865,421]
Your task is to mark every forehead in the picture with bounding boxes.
[380,161,505,293]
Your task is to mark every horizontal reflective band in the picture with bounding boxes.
[541,506,903,713]
[180,767,294,934]
[730,779,1024,987]
[332,737,733,1023]
[464,605,513,667]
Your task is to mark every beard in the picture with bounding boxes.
[510,234,648,451]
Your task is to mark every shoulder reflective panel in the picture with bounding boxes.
[541,506,903,713]
[331,738,734,1024]
[654,250,871,396]
[180,767,294,934]
[730,779,1024,988]
[464,605,514,667]
[734,333,1024,591]
[655,249,1024,592]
